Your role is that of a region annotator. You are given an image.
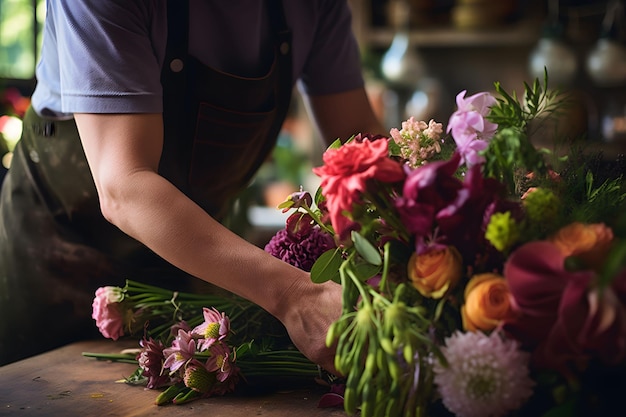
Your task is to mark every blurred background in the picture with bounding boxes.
[1,0,625,242]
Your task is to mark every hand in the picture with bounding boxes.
[276,275,343,376]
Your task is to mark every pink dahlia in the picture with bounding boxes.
[312,137,405,238]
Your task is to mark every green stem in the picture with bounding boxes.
[82,352,138,364]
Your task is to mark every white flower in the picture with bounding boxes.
[433,331,534,417]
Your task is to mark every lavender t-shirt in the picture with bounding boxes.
[32,0,364,119]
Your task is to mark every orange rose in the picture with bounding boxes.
[550,222,614,271]
[462,273,514,332]
[407,246,462,299]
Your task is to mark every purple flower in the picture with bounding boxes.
[447,90,498,166]
[265,224,335,272]
[395,152,463,241]
[280,190,313,213]
[436,164,507,261]
[318,384,346,408]
[191,308,230,351]
[163,329,196,373]
[137,337,171,389]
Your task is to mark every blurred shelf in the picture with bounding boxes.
[363,20,543,49]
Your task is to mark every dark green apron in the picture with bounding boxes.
[0,0,292,365]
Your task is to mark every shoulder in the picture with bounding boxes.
[285,0,353,26]
[49,0,165,45]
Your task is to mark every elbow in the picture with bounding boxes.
[98,191,125,228]
[96,176,130,229]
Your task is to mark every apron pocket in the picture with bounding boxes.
[189,101,277,193]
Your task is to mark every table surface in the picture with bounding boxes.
[0,340,347,417]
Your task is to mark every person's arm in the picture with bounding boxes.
[302,86,386,146]
[73,112,342,373]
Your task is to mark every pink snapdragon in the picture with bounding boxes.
[447,90,498,166]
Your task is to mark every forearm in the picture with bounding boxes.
[304,87,386,145]
[104,169,308,318]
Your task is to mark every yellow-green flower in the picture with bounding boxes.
[522,187,560,225]
[485,211,520,252]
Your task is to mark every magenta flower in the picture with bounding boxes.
[91,286,125,340]
[395,152,463,245]
[163,329,196,373]
[191,308,230,351]
[503,241,626,372]
[436,163,508,262]
[265,217,336,271]
[447,90,498,166]
[137,337,171,389]
[318,383,346,408]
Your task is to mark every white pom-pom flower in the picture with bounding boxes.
[433,331,534,417]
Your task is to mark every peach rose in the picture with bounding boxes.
[407,246,462,299]
[550,222,614,271]
[462,273,514,332]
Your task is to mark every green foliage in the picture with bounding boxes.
[483,71,567,195]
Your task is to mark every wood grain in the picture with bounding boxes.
[0,340,347,417]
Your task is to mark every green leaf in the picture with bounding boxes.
[328,138,343,149]
[277,200,293,210]
[540,398,577,417]
[598,239,626,288]
[351,231,382,266]
[350,260,381,282]
[310,248,343,284]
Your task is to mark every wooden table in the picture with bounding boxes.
[0,340,347,417]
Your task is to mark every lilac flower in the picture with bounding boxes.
[169,320,191,338]
[434,331,534,417]
[191,307,230,351]
[265,224,335,272]
[447,90,498,166]
[163,329,196,373]
[137,337,171,389]
[206,341,238,383]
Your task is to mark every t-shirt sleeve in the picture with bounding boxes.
[297,0,365,96]
[55,0,165,114]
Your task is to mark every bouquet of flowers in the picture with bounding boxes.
[87,74,625,416]
[264,74,626,417]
